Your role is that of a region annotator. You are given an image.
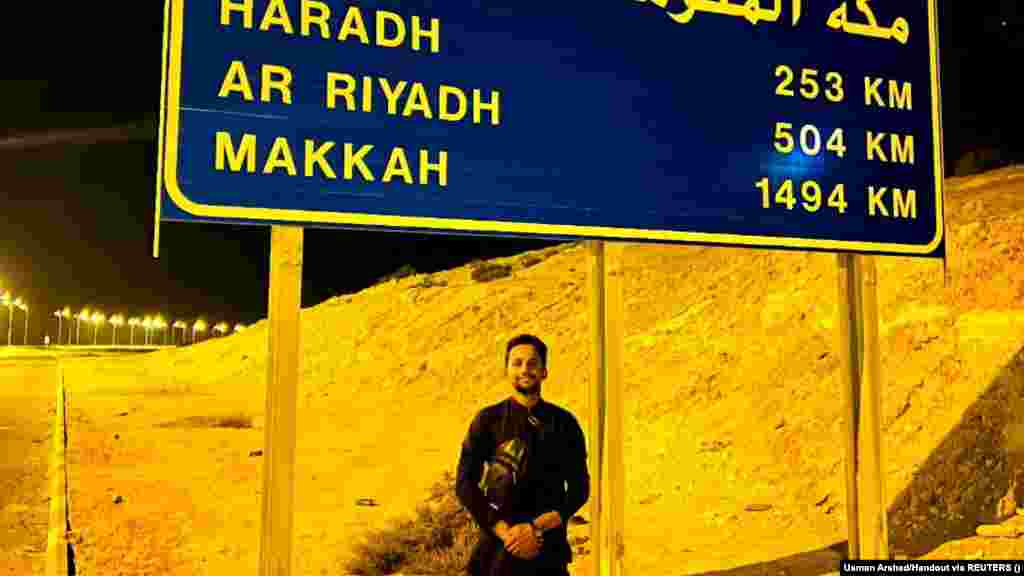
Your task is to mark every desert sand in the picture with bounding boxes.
[63,166,1024,574]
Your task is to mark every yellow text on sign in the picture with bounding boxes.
[325,72,501,126]
[774,65,844,103]
[214,132,449,187]
[864,77,912,110]
[220,0,442,53]
[866,132,915,165]
[773,122,847,158]
[218,61,294,104]
[757,178,848,214]
[868,187,917,219]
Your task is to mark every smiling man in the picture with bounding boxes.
[456,333,590,576]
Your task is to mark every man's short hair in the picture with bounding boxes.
[505,334,548,369]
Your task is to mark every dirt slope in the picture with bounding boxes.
[65,165,1024,575]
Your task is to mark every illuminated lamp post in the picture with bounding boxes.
[76,308,90,346]
[192,319,207,343]
[154,315,166,346]
[91,312,105,345]
[2,292,13,346]
[173,320,187,345]
[213,322,229,337]
[17,301,28,345]
[128,317,139,346]
[110,314,124,345]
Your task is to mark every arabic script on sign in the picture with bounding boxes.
[826,0,909,44]
[634,0,802,27]
[634,0,908,44]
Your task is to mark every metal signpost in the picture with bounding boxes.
[157,0,944,572]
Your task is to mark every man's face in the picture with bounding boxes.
[507,343,547,395]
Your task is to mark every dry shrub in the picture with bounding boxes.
[344,470,478,575]
[470,263,512,283]
[416,275,449,289]
[156,413,253,429]
[215,413,254,428]
[520,254,544,269]
[379,264,418,284]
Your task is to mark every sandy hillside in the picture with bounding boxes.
[64,165,1024,575]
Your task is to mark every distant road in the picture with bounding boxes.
[0,346,174,364]
[0,355,58,575]
[0,347,163,575]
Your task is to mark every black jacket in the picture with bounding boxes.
[456,397,590,575]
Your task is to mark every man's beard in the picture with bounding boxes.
[515,380,541,396]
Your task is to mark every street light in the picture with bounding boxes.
[154,315,166,346]
[54,310,63,346]
[76,308,90,346]
[192,319,207,343]
[61,307,71,345]
[91,312,105,345]
[17,301,28,346]
[2,292,13,346]
[173,320,187,345]
[81,314,91,346]
[11,298,23,346]
[110,314,124,345]
[127,317,139,346]
[213,322,229,337]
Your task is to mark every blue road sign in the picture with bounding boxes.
[157,0,945,256]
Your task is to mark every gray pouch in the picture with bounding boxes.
[479,437,527,514]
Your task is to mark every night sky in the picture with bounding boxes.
[0,2,1020,345]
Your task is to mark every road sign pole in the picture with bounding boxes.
[837,253,861,559]
[855,254,888,560]
[588,240,627,576]
[837,253,888,560]
[603,242,627,576]
[588,240,606,576]
[259,226,303,576]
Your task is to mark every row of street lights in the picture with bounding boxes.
[0,282,246,347]
[50,307,245,347]
[0,290,29,345]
